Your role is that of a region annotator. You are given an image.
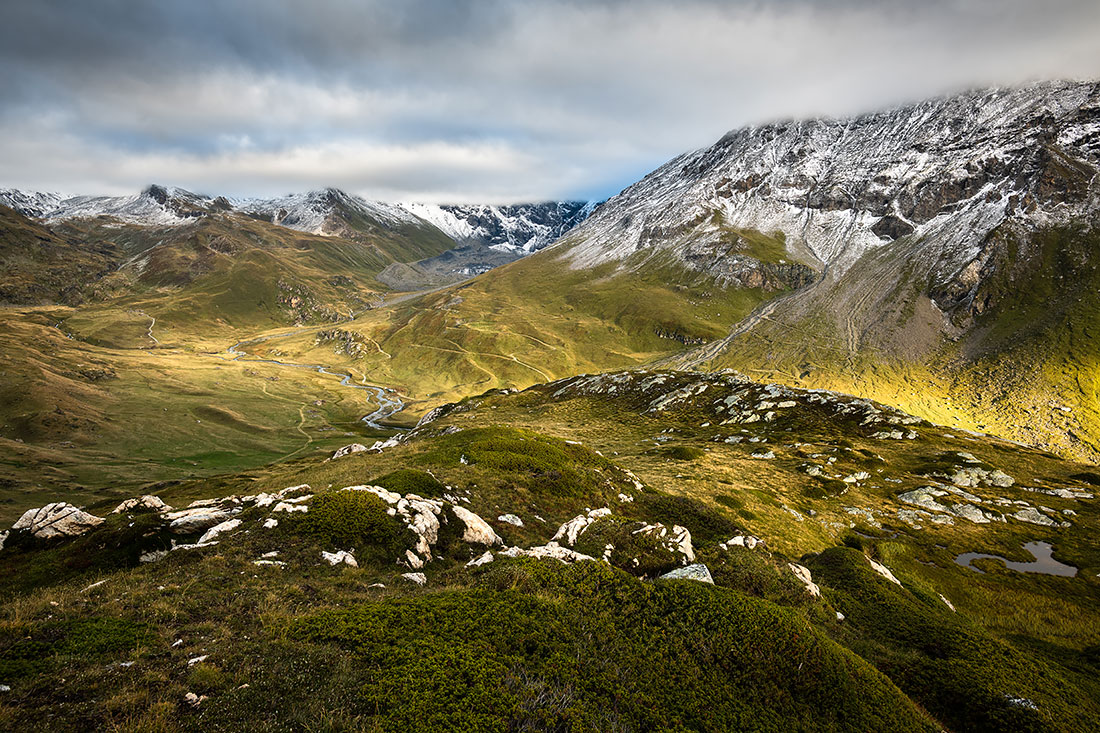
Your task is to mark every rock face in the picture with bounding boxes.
[12,503,104,539]
[562,80,1100,280]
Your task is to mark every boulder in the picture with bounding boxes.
[321,550,358,567]
[197,518,242,545]
[788,563,821,597]
[497,513,524,527]
[401,572,427,586]
[112,495,172,514]
[165,507,234,534]
[332,443,368,459]
[452,506,502,545]
[659,563,714,584]
[12,503,104,539]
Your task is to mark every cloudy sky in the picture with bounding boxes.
[2,0,1099,203]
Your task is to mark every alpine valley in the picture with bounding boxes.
[3,80,1100,733]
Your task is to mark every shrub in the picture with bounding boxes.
[296,491,413,563]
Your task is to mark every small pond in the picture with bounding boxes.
[955,541,1077,577]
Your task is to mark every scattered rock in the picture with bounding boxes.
[332,443,368,459]
[112,495,171,514]
[12,502,104,539]
[321,550,358,567]
[165,507,233,534]
[868,558,902,586]
[939,593,956,612]
[139,550,169,563]
[452,506,503,545]
[262,518,278,529]
[466,550,495,568]
[497,513,523,527]
[659,563,714,584]
[401,572,427,586]
[184,692,207,708]
[187,655,208,666]
[197,518,242,545]
[788,563,821,597]
[553,508,612,546]
[499,542,597,563]
[1011,507,1057,526]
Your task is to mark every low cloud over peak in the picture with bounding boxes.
[2,0,1099,203]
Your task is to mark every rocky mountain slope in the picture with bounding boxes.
[0,186,593,282]
[2,369,1098,731]
[433,80,1100,459]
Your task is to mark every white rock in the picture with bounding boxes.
[750,450,776,459]
[497,513,523,527]
[139,550,169,563]
[659,563,714,584]
[404,549,424,569]
[499,542,597,563]
[253,560,286,567]
[788,563,821,597]
[370,437,400,452]
[0,530,8,551]
[321,550,358,567]
[452,506,503,545]
[836,611,845,621]
[261,551,279,558]
[12,503,104,539]
[187,655,208,666]
[165,507,233,534]
[332,443,368,459]
[184,692,207,708]
[553,508,611,546]
[0,684,9,692]
[82,579,109,592]
[466,551,495,568]
[868,558,902,586]
[111,495,171,514]
[197,518,242,545]
[262,518,278,529]
[1011,507,1057,526]
[939,593,956,612]
[401,572,427,586]
[272,502,308,514]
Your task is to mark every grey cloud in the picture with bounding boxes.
[1,0,1098,202]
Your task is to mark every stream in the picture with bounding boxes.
[226,333,405,430]
[955,541,1077,577]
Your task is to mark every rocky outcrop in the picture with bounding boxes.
[12,503,104,539]
[112,495,171,514]
[659,563,714,584]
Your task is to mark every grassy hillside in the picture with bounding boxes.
[2,369,1098,730]
[254,232,811,419]
[669,224,1100,463]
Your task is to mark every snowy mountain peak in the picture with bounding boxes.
[564,79,1100,279]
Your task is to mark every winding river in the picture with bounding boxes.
[225,332,404,430]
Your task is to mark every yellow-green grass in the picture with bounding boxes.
[0,309,395,522]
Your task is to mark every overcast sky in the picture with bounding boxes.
[2,0,1099,203]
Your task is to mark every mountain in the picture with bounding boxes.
[314,81,1100,457]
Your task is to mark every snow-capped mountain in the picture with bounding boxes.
[235,188,424,235]
[562,80,1100,283]
[402,201,596,253]
[0,185,228,226]
[0,184,594,258]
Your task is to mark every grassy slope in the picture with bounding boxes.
[256,234,801,419]
[691,224,1100,462]
[3,370,1099,730]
